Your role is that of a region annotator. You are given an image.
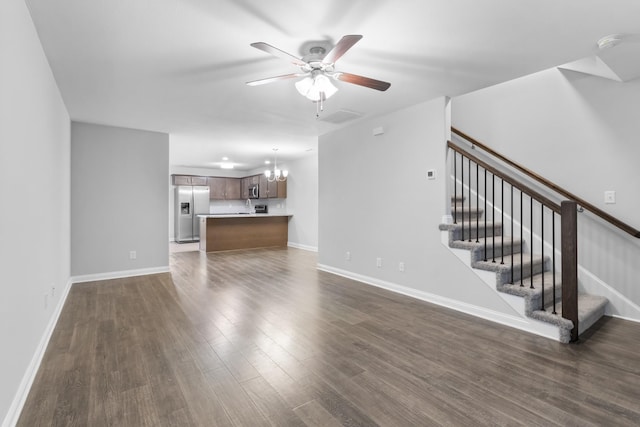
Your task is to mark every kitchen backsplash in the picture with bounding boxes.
[209,199,287,214]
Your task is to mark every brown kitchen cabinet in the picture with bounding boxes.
[171,175,208,186]
[259,175,287,199]
[209,177,241,200]
[173,174,284,200]
[241,177,250,199]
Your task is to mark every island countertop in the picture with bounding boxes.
[198,213,292,218]
[198,214,292,252]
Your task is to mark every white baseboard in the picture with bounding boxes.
[71,266,170,284]
[316,263,559,341]
[3,278,73,427]
[287,242,318,252]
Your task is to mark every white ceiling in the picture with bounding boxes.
[25,0,640,171]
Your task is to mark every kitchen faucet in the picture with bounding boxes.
[246,198,254,214]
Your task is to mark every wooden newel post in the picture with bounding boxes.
[561,200,579,342]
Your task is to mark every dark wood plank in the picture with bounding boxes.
[17,247,640,426]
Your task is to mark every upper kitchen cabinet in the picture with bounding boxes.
[171,175,208,186]
[209,177,241,200]
[268,180,287,199]
[241,177,249,199]
[259,175,287,199]
[259,175,269,199]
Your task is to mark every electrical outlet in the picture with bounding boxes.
[376,257,382,268]
[345,251,351,261]
[604,191,616,204]
[44,293,48,310]
[129,250,137,260]
[50,284,55,297]
[399,262,405,272]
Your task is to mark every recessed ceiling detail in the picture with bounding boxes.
[559,33,640,82]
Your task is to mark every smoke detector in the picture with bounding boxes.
[597,34,623,50]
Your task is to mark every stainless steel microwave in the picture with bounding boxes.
[248,184,259,199]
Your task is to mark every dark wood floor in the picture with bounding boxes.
[18,247,640,426]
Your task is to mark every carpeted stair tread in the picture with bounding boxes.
[498,272,563,314]
[439,221,503,241]
[530,294,608,343]
[451,237,523,263]
[472,253,547,271]
[451,206,484,220]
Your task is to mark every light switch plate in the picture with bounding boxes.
[427,169,437,180]
[604,191,616,204]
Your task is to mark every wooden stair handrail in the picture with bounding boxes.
[448,141,562,213]
[452,127,640,238]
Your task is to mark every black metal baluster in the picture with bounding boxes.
[476,163,479,243]
[511,185,514,284]
[492,174,496,263]
[501,179,504,264]
[453,152,457,224]
[530,196,534,289]
[552,213,557,314]
[520,191,523,286]
[468,157,472,242]
[541,204,545,310]
[484,169,487,261]
[461,154,465,240]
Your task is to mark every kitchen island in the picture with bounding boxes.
[198,213,292,252]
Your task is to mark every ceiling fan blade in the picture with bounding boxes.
[334,72,391,91]
[322,35,363,65]
[246,73,306,86]
[250,42,307,67]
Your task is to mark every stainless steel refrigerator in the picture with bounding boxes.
[175,185,210,242]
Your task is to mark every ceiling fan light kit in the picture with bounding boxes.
[295,71,338,101]
[247,35,391,115]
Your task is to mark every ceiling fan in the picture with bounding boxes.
[246,35,391,110]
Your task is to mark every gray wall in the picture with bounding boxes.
[285,153,318,251]
[318,98,516,314]
[71,122,169,277]
[453,67,640,315]
[0,0,70,423]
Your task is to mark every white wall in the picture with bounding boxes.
[285,153,318,251]
[318,98,517,314]
[453,67,640,316]
[71,122,169,278]
[0,0,70,424]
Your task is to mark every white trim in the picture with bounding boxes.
[71,266,170,284]
[610,314,640,323]
[316,263,560,341]
[287,242,318,252]
[3,278,73,427]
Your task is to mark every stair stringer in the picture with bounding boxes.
[441,230,563,341]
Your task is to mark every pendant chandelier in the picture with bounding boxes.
[265,148,288,182]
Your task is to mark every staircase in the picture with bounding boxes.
[440,196,608,343]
